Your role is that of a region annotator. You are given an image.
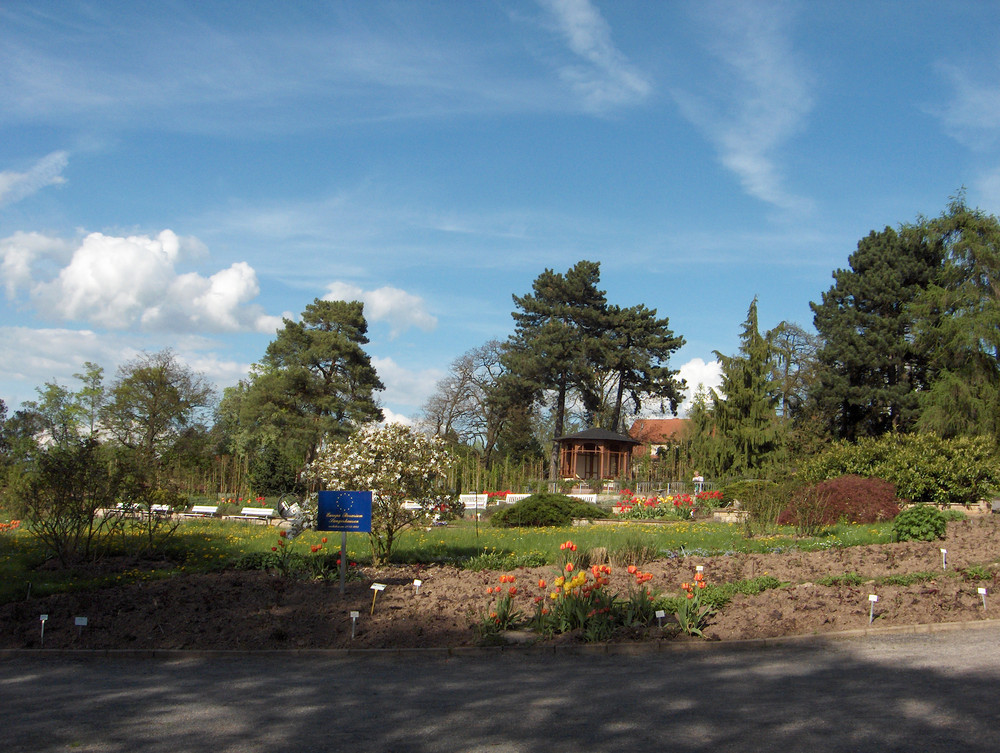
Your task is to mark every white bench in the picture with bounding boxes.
[505,494,532,504]
[182,505,220,518]
[229,507,277,525]
[149,504,174,517]
[459,494,489,510]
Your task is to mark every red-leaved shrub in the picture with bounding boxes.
[778,475,901,531]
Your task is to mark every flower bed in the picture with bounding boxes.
[615,489,724,521]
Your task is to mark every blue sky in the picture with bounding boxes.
[3,0,1000,423]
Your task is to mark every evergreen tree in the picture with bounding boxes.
[911,196,1000,439]
[810,226,942,440]
[595,303,685,432]
[711,298,780,476]
[501,261,607,480]
[227,298,384,477]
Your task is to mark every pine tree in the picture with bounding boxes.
[810,226,942,440]
[501,261,607,480]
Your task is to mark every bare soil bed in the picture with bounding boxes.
[2,518,998,651]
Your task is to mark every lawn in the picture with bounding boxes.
[0,516,895,605]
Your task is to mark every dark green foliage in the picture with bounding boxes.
[892,504,947,542]
[911,196,1000,440]
[502,261,609,479]
[227,299,384,474]
[778,475,901,532]
[594,303,685,432]
[711,298,782,475]
[490,493,609,527]
[810,226,943,440]
[803,433,999,505]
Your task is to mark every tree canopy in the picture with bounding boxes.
[222,298,384,479]
[810,225,942,440]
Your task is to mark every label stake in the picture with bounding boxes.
[868,594,878,624]
[370,583,386,615]
[350,610,359,639]
[39,614,47,648]
[978,587,987,610]
[413,579,422,596]
[940,548,947,570]
[655,609,665,628]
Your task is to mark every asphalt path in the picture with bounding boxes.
[2,623,999,753]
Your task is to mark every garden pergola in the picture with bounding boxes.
[556,428,640,481]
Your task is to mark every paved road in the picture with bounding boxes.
[2,624,999,753]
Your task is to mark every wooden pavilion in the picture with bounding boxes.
[556,428,640,481]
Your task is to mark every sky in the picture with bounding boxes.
[4,0,1000,425]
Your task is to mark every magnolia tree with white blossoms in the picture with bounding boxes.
[307,422,458,565]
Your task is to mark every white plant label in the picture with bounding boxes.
[75,617,88,626]
[413,579,422,587]
[39,615,48,622]
[371,583,386,591]
[350,611,360,619]
[868,594,879,602]
[696,565,704,573]
[978,587,987,595]
[655,610,666,618]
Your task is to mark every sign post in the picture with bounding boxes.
[318,491,373,595]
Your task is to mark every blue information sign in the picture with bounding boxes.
[317,491,373,533]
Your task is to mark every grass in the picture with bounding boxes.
[0,516,898,605]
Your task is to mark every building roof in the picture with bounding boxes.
[555,427,640,445]
[628,418,690,443]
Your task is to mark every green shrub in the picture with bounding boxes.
[719,479,788,536]
[892,504,947,542]
[490,493,609,528]
[803,433,1000,505]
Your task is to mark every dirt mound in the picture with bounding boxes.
[2,518,998,650]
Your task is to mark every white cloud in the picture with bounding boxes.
[538,0,651,111]
[0,231,73,297]
[324,281,437,338]
[672,1,813,212]
[0,229,279,334]
[0,151,68,207]
[379,407,413,426]
[370,355,444,416]
[677,357,723,415]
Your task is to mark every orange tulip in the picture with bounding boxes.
[565,563,574,572]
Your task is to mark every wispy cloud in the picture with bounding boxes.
[0,4,613,132]
[934,62,1000,150]
[0,151,68,207]
[537,0,651,111]
[672,1,813,212]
